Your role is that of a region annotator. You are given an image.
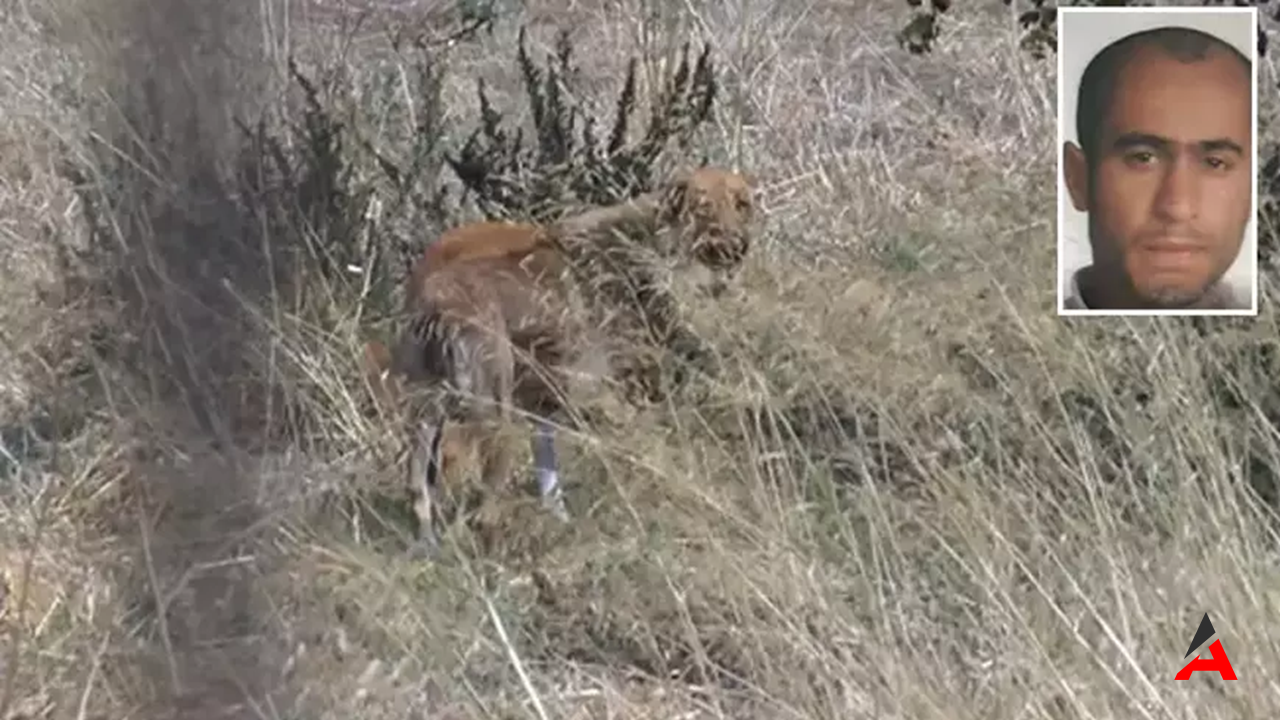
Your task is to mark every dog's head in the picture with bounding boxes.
[660,167,755,285]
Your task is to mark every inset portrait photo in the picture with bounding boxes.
[1057,7,1259,316]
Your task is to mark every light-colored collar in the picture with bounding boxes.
[1065,265,1246,311]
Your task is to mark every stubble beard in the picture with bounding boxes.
[1087,203,1228,309]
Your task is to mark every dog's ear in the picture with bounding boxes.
[659,170,692,224]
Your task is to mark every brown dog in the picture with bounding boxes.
[372,167,755,555]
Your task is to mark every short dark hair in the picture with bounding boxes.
[1075,25,1251,161]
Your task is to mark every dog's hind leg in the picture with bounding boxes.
[466,326,524,554]
[408,417,446,558]
[532,416,570,523]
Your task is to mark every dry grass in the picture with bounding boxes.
[3,0,1280,718]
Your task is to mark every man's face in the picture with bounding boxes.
[1064,45,1253,308]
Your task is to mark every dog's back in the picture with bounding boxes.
[408,220,572,336]
[414,221,548,278]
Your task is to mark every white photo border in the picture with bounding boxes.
[1055,5,1260,318]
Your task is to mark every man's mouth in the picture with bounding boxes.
[1140,235,1209,254]
[1145,241,1202,250]
[1137,238,1209,272]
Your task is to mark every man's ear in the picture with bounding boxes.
[1063,142,1091,213]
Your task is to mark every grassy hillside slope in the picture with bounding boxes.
[2,1,1279,718]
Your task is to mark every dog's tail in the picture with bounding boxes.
[395,303,514,423]
[395,309,457,387]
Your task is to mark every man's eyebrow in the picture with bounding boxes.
[1199,138,1245,156]
[1110,132,1245,156]
[1111,132,1170,151]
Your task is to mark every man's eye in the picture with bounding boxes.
[1125,150,1157,166]
[1205,156,1233,171]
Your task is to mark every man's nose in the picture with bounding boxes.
[1153,156,1199,223]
